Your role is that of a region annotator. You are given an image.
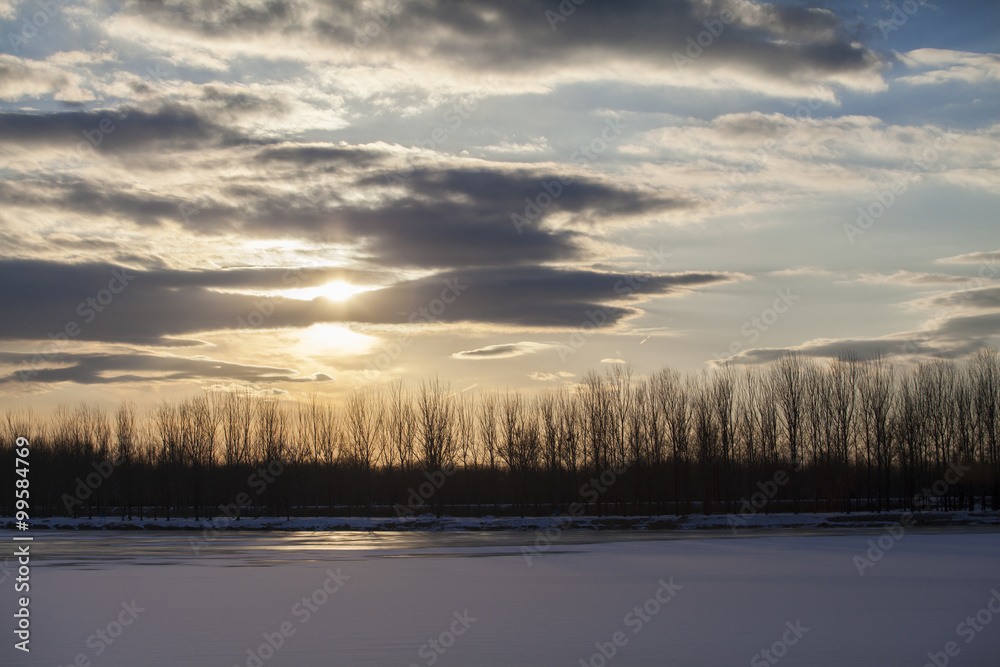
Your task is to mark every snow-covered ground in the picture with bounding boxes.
[2,529,999,666]
[6,509,1000,532]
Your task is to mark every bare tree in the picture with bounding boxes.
[894,372,924,511]
[771,355,806,512]
[711,366,737,512]
[692,373,717,513]
[539,391,562,506]
[859,355,895,512]
[454,392,477,471]
[386,379,415,473]
[736,366,764,502]
[221,385,256,467]
[478,390,499,475]
[115,401,137,519]
[581,370,612,477]
[154,402,182,519]
[415,378,454,472]
[657,368,690,513]
[415,378,455,513]
[970,347,1000,510]
[498,390,539,512]
[17,347,1000,520]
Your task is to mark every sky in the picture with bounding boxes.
[0,0,998,411]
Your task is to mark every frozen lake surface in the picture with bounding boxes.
[3,528,999,666]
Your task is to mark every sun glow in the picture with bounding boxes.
[294,324,379,356]
[282,281,376,302]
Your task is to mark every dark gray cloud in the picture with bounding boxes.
[924,286,1000,310]
[0,260,733,347]
[255,144,387,169]
[128,0,301,36]
[340,266,733,327]
[0,178,191,228]
[935,312,1000,344]
[3,152,687,269]
[200,85,290,115]
[341,167,689,268]
[123,0,881,82]
[722,310,1000,366]
[0,351,310,385]
[0,259,388,345]
[0,105,243,152]
[721,339,911,365]
[237,166,667,268]
[451,341,554,359]
[195,163,685,269]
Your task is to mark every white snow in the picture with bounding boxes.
[2,529,999,666]
[7,509,1000,532]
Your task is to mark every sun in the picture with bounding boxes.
[282,280,375,302]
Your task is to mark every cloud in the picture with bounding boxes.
[254,143,385,168]
[717,310,1000,366]
[0,54,93,102]
[849,270,980,286]
[150,1,876,73]
[348,266,736,328]
[0,351,315,385]
[919,286,1000,311]
[451,341,555,360]
[0,105,242,153]
[94,0,887,101]
[1,144,691,269]
[897,49,1000,87]
[716,337,918,365]
[0,260,737,347]
[527,370,575,382]
[937,249,1000,265]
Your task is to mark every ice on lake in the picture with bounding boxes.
[3,528,999,666]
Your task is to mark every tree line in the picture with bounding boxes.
[2,348,998,520]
